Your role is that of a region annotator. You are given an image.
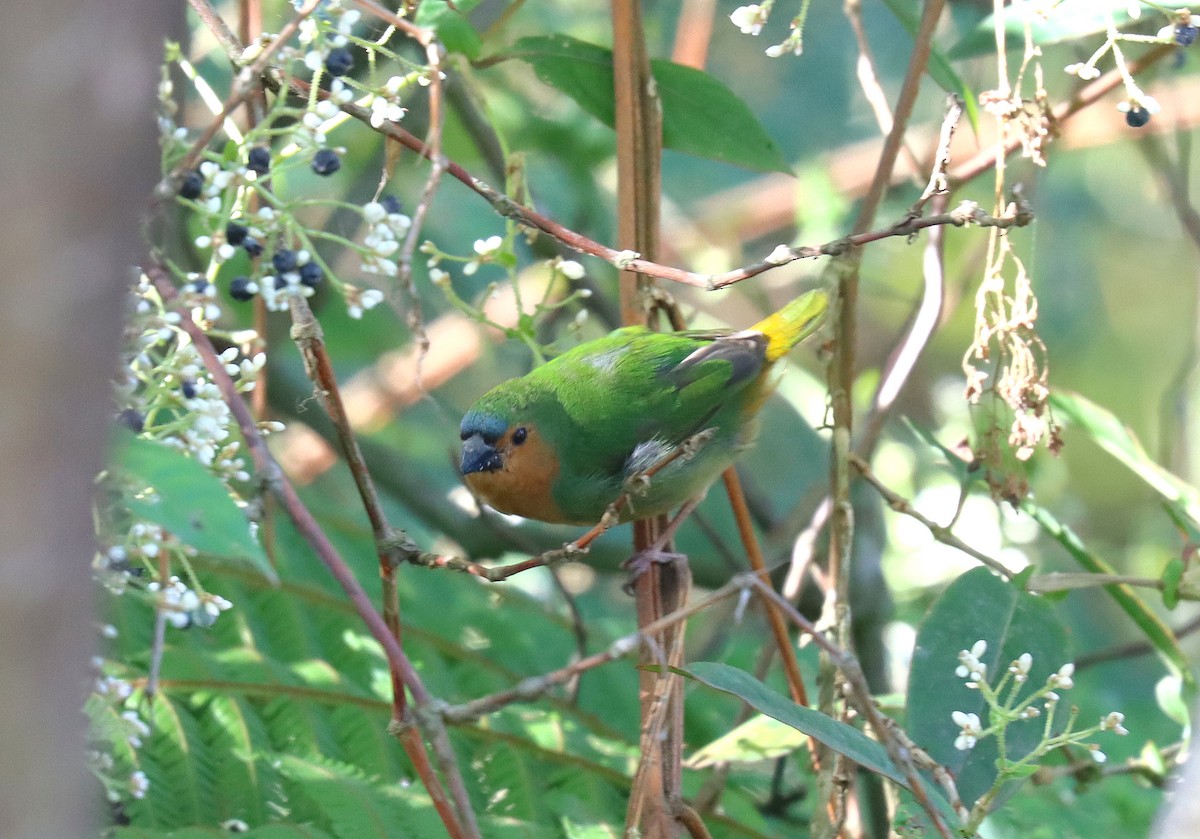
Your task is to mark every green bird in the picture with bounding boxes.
[459,289,828,526]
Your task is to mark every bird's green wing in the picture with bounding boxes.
[529,326,768,477]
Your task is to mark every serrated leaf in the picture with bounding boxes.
[685,662,905,785]
[907,566,1069,808]
[509,35,791,174]
[686,713,806,767]
[948,0,1137,58]
[114,431,274,580]
[1051,391,1200,531]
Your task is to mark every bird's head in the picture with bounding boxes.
[459,394,565,522]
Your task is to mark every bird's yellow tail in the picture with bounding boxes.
[752,289,829,362]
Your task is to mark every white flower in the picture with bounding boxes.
[130,771,150,799]
[1100,711,1129,735]
[368,94,407,128]
[1048,662,1075,690]
[473,235,504,256]
[1009,652,1033,682]
[730,5,766,36]
[559,259,585,280]
[956,640,989,681]
[951,710,983,751]
[1090,747,1107,764]
[363,201,387,224]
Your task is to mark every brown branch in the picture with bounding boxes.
[147,268,476,839]
[722,469,811,711]
[748,578,959,838]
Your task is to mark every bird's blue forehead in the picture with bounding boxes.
[460,410,509,443]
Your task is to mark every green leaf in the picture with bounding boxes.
[113,431,274,580]
[995,759,1040,779]
[878,0,980,134]
[1023,500,1194,701]
[508,35,791,174]
[415,0,482,60]
[685,713,807,767]
[907,566,1069,808]
[1162,558,1184,610]
[948,0,1136,59]
[1051,391,1200,531]
[685,662,905,785]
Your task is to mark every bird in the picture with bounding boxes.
[459,289,828,527]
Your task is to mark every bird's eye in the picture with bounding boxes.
[512,427,528,446]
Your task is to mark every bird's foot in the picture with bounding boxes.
[621,549,688,595]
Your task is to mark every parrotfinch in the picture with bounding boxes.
[459,289,828,525]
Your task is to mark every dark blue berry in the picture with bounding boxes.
[1125,107,1151,128]
[117,408,145,433]
[242,237,264,257]
[380,195,403,215]
[1176,25,1198,47]
[179,171,204,200]
[181,379,197,399]
[299,261,324,288]
[325,47,354,77]
[247,147,272,175]
[271,274,290,290]
[311,148,341,176]
[272,249,298,274]
[225,221,248,246]
[229,276,255,301]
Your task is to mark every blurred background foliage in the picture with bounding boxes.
[101,0,1200,836]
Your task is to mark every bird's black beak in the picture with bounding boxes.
[460,434,503,475]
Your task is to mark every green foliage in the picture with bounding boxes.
[686,662,911,788]
[96,1,1199,836]
[114,432,272,578]
[508,35,792,174]
[907,568,1069,808]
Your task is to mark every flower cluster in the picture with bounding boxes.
[948,641,1128,772]
[728,1,809,58]
[1060,6,1196,129]
[730,4,769,36]
[148,575,234,629]
[359,197,413,278]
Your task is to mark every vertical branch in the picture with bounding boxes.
[611,2,685,838]
[820,0,947,833]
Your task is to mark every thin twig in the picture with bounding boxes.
[748,577,958,839]
[722,469,811,710]
[1077,613,1200,670]
[849,452,1014,579]
[147,267,476,839]
[437,572,755,723]
[165,0,322,195]
[843,0,923,185]
[949,42,1175,187]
